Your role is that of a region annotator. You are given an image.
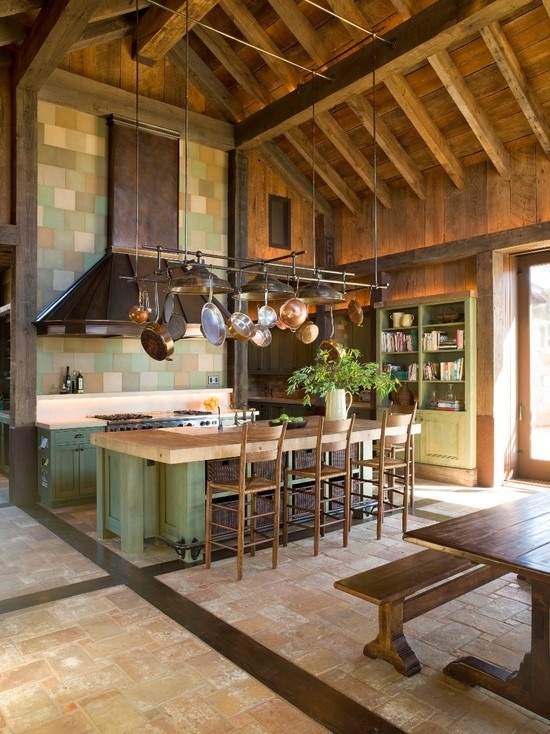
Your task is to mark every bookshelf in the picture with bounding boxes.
[377,294,476,470]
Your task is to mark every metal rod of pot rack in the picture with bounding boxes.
[121,246,388,292]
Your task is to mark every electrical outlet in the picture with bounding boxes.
[207,374,219,385]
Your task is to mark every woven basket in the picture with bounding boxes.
[392,384,415,406]
[434,306,462,323]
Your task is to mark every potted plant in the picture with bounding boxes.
[287,344,399,420]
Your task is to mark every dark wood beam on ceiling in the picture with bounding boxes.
[344,221,550,276]
[12,0,103,90]
[234,0,533,150]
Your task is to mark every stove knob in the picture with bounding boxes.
[186,421,193,427]
[200,420,207,426]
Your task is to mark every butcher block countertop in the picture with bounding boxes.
[91,418,420,465]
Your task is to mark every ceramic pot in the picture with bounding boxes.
[390,312,404,327]
[325,389,353,420]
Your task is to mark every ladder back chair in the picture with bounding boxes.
[282,414,356,556]
[205,422,287,580]
[349,406,416,539]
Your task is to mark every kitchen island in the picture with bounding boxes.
[92,418,421,554]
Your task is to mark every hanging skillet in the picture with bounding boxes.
[201,279,226,347]
[319,307,345,361]
[141,282,175,361]
[347,296,364,326]
[163,291,187,341]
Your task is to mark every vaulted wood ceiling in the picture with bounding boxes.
[2,0,550,218]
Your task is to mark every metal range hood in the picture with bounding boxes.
[34,117,230,338]
[33,251,230,337]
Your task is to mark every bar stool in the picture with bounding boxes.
[349,406,416,539]
[389,400,417,510]
[282,415,356,556]
[204,422,287,581]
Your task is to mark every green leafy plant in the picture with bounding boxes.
[287,345,399,406]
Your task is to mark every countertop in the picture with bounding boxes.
[36,411,256,431]
[91,418,417,465]
[248,395,374,409]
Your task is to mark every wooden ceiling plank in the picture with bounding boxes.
[543,0,550,17]
[39,67,235,150]
[13,0,103,90]
[285,127,362,213]
[258,141,333,218]
[169,39,244,122]
[347,93,426,199]
[429,50,511,179]
[234,0,535,149]
[219,0,301,92]
[136,0,218,64]
[194,24,272,107]
[481,21,550,158]
[316,110,392,208]
[267,0,331,69]
[385,73,465,188]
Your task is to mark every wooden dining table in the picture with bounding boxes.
[92,416,421,554]
[403,491,550,719]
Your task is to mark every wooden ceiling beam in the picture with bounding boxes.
[429,50,511,179]
[347,93,426,199]
[219,0,301,92]
[135,0,218,65]
[481,21,550,158]
[258,141,333,219]
[13,0,103,90]
[234,0,534,149]
[316,110,392,208]
[385,73,464,188]
[285,127,362,214]
[169,39,244,122]
[194,24,272,108]
[0,17,27,47]
[70,15,133,52]
[267,0,331,70]
[325,0,373,43]
[0,0,41,16]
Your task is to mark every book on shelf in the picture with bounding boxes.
[381,330,417,353]
[439,358,464,380]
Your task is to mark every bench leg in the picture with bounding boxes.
[364,600,421,677]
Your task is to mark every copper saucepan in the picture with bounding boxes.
[279,297,308,329]
[140,284,175,361]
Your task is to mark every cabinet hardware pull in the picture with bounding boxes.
[74,433,84,439]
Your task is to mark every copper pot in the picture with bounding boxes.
[347,298,364,326]
[279,297,308,329]
[319,338,345,362]
[296,320,319,344]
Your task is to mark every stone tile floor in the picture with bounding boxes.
[1,478,549,733]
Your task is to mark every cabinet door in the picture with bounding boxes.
[53,443,81,501]
[416,410,472,468]
[80,442,100,497]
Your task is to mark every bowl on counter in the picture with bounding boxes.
[269,418,308,429]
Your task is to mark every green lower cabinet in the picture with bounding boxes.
[38,427,103,508]
[99,451,159,540]
[416,409,475,469]
[96,450,207,552]
[0,420,9,476]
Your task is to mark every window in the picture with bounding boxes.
[268,195,291,249]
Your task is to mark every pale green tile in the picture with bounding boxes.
[101,340,123,353]
[157,373,175,390]
[38,185,54,207]
[53,229,76,250]
[64,210,87,232]
[38,145,57,166]
[37,352,54,374]
[191,160,207,180]
[42,207,65,229]
[95,195,108,217]
[94,353,115,371]
[66,169,87,193]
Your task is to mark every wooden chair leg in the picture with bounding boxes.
[205,486,212,569]
[313,477,321,556]
[272,488,279,570]
[237,492,245,581]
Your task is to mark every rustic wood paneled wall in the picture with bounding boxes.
[0,69,11,223]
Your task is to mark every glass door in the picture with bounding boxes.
[517,251,550,481]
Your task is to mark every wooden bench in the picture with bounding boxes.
[334,548,504,676]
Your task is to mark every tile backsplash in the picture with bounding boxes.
[36,102,228,395]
